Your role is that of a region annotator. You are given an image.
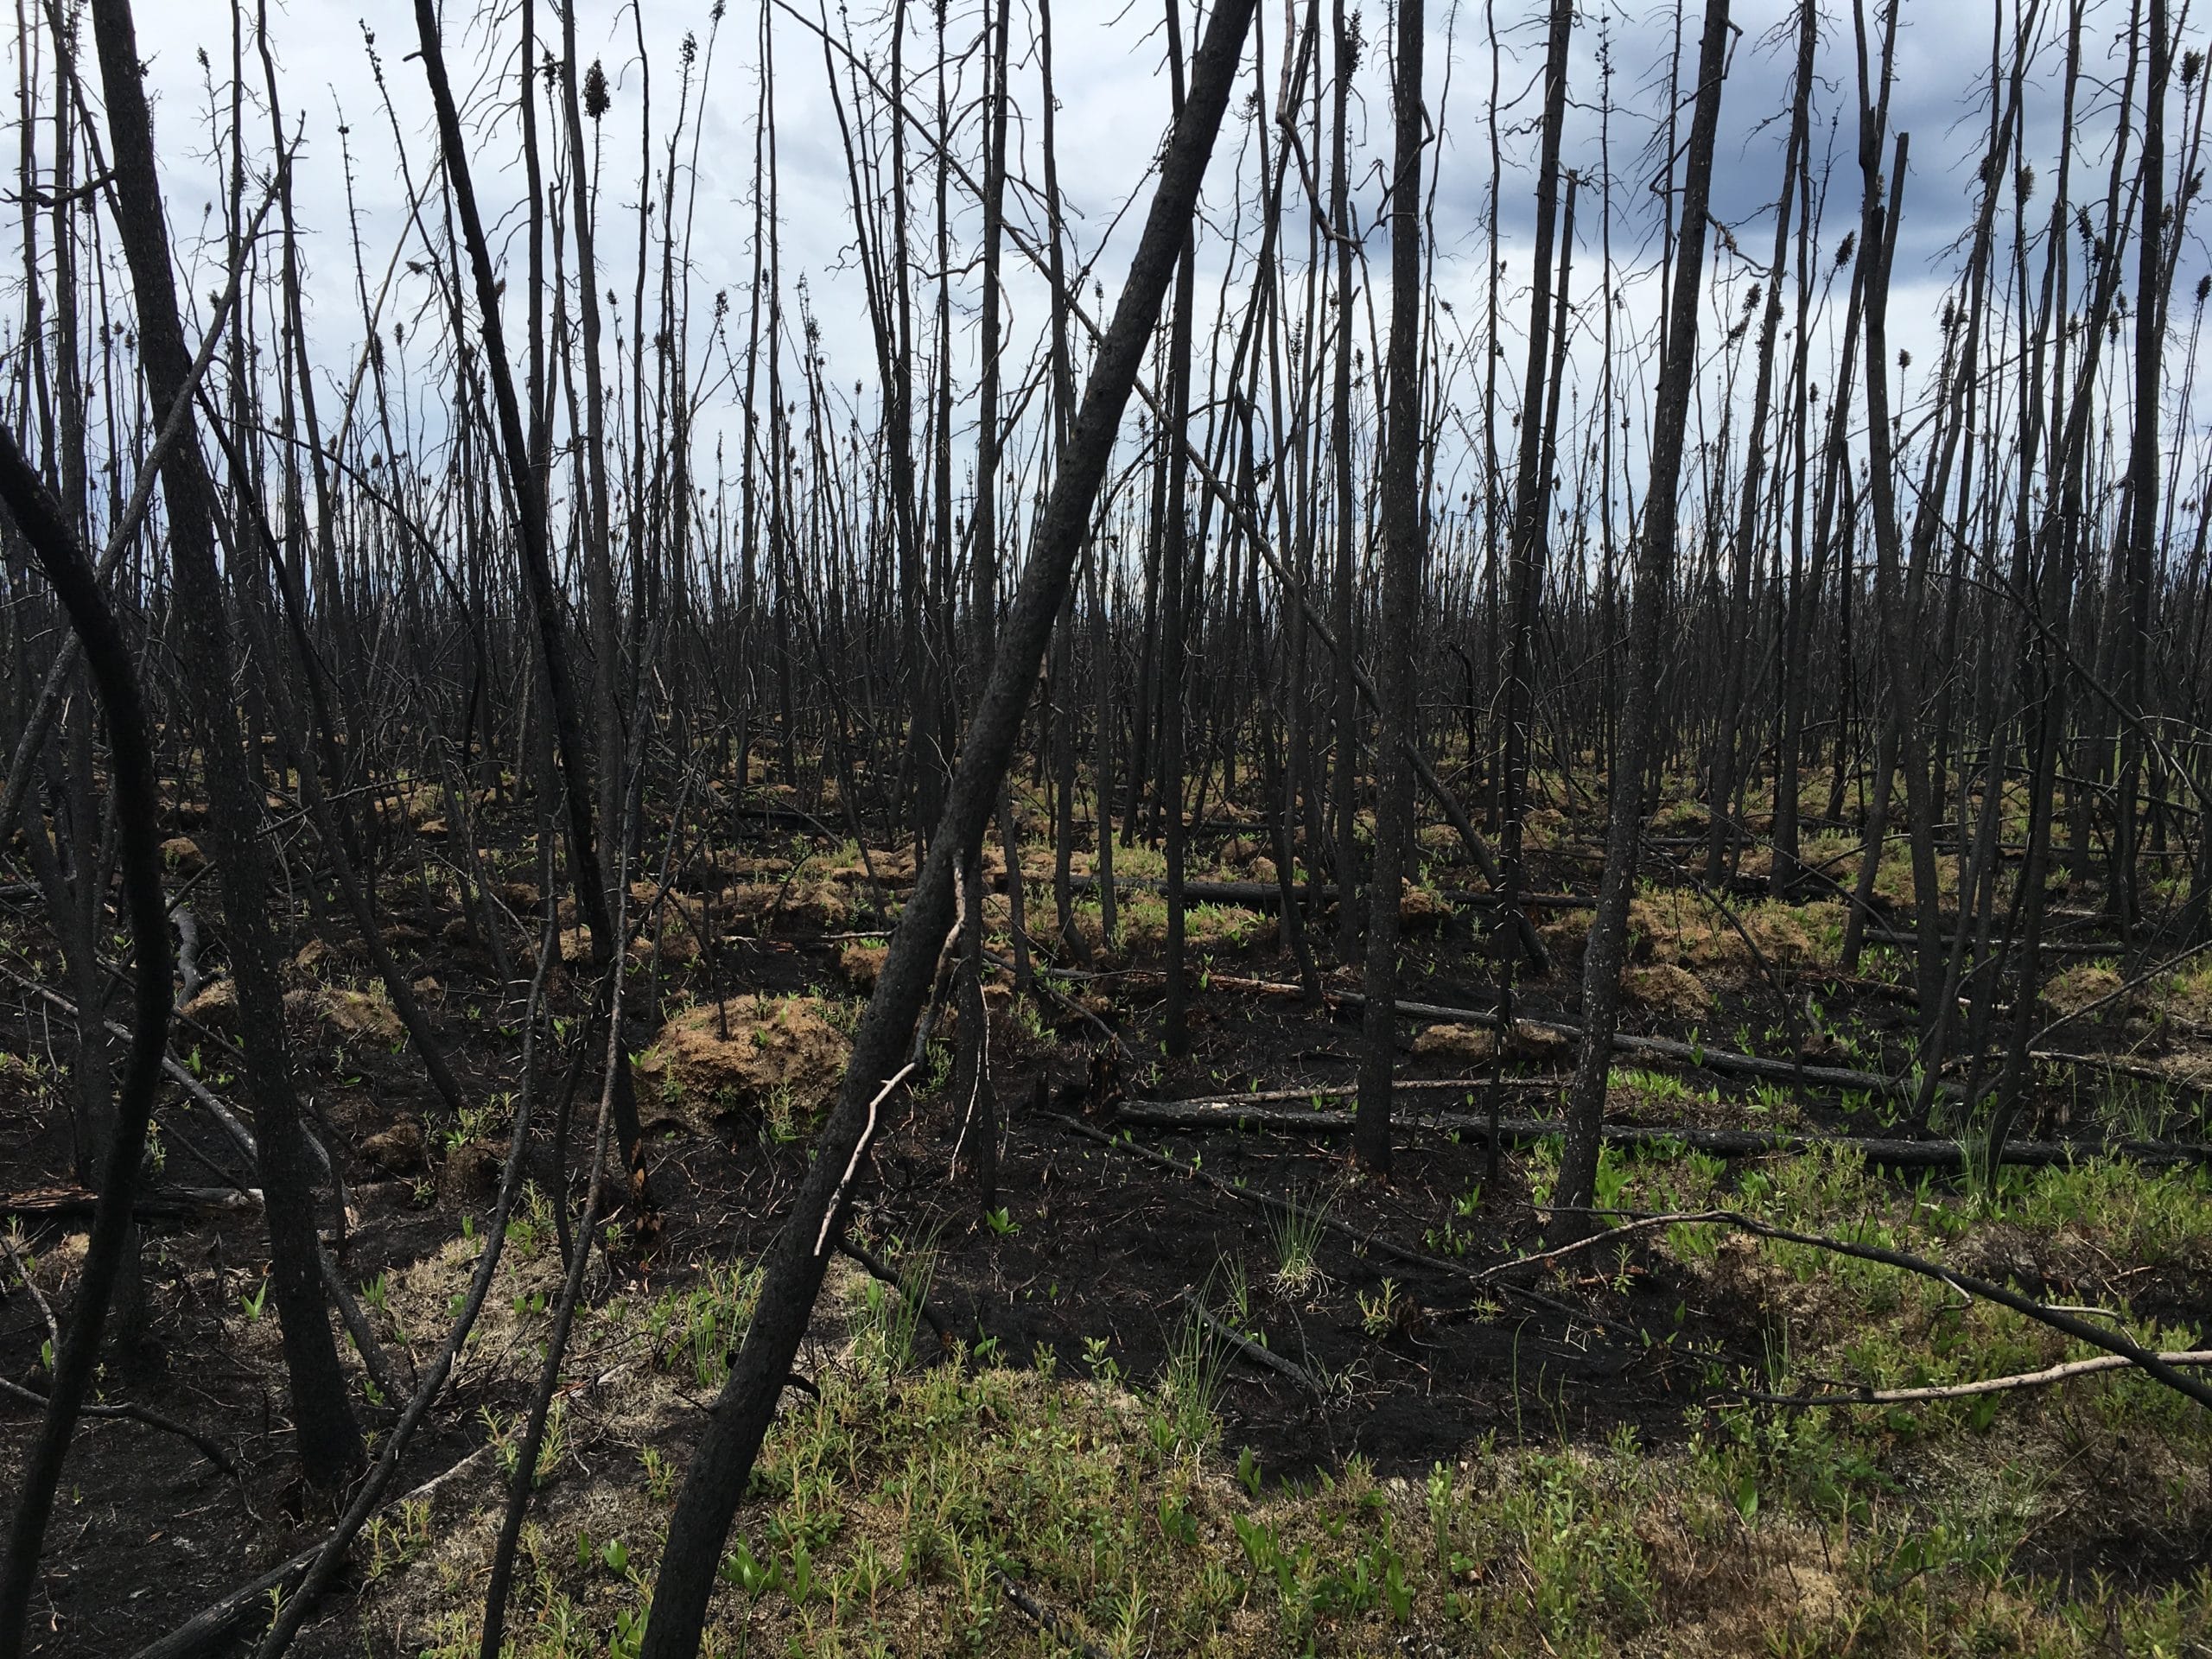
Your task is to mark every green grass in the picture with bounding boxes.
[366,1150,2209,1658]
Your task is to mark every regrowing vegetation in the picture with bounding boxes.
[3,0,2211,1652]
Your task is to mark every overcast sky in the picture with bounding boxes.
[73,0,2207,541]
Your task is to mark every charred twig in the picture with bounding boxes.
[0,1232,58,1351]
[996,1570,1109,1659]
[1182,1292,1328,1395]
[0,1376,236,1480]
[834,1233,951,1355]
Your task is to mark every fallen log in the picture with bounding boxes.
[1047,1114,1630,1333]
[1331,988,1941,1100]
[1104,1097,2212,1169]
[1207,978,2193,1109]
[0,1185,263,1219]
[1129,1074,1571,1106]
[1064,873,1592,911]
[125,1441,498,1659]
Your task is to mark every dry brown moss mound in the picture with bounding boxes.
[718,874,855,929]
[181,979,236,1025]
[636,995,850,1130]
[838,941,888,989]
[1411,1020,1570,1064]
[1626,892,1832,978]
[2044,962,2124,1017]
[1622,962,1713,1018]
[283,983,404,1043]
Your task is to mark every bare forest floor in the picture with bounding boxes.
[3,765,2211,1656]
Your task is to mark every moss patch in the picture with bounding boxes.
[636,995,851,1131]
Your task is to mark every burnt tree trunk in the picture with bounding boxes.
[1554,0,1731,1227]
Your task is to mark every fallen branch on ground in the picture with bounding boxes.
[1548,1206,2212,1414]
[1748,1350,2212,1408]
[1182,1292,1328,1395]
[128,1444,497,1659]
[1336,988,1947,1100]
[0,1376,237,1479]
[1062,874,1592,911]
[1047,1115,1627,1333]
[129,1359,634,1659]
[1103,1097,2212,1169]
[997,1570,1109,1659]
[1137,1075,1571,1106]
[835,1233,952,1356]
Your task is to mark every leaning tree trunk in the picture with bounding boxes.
[0,429,173,1659]
[637,0,1258,1644]
[89,0,364,1487]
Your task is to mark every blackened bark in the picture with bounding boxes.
[88,0,363,1487]
[1352,0,1427,1173]
[639,1,1257,1643]
[1555,0,1731,1226]
[1486,0,1573,1187]
[1162,0,1198,1056]
[1707,0,1812,881]
[413,0,648,1198]
[0,428,172,1659]
[2114,0,2170,925]
[1326,0,1360,963]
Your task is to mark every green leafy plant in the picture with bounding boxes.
[719,1537,777,1599]
[1358,1278,1404,1338]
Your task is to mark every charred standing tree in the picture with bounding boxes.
[1351,0,1427,1174]
[558,0,624,901]
[1325,0,1360,964]
[1554,0,1732,1227]
[1852,0,1948,1033]
[87,0,364,1488]
[1706,0,1814,882]
[1766,0,1822,897]
[1484,0,1573,1185]
[2114,0,2171,927]
[951,0,1014,1200]
[0,438,173,1658]
[637,0,1259,1643]
[411,0,650,1203]
[1161,0,1198,1058]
